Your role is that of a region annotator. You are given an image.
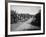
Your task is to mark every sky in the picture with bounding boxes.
[11,5,41,15]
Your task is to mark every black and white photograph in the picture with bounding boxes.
[11,5,41,31]
[8,2,45,35]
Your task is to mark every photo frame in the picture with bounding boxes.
[5,1,45,36]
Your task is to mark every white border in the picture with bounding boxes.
[8,3,43,35]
